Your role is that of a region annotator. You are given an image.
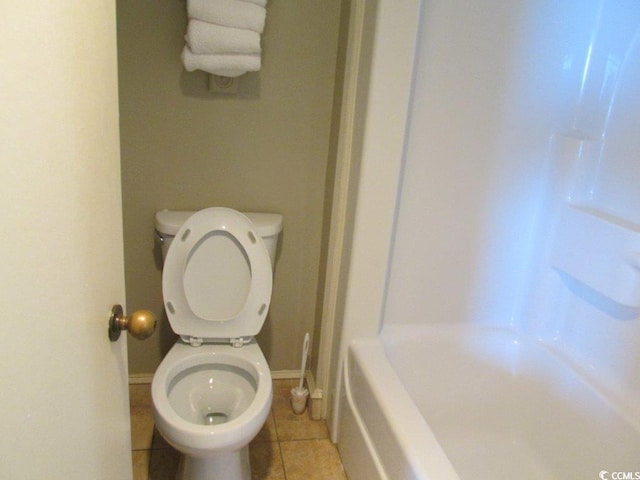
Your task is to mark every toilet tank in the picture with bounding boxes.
[155,209,283,266]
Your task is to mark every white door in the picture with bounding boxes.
[0,1,132,479]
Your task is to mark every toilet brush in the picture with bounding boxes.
[291,333,310,414]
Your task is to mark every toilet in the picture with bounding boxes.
[151,207,283,480]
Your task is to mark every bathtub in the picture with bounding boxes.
[338,324,640,480]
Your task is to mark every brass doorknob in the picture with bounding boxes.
[108,304,157,341]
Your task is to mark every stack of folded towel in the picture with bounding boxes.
[181,0,268,77]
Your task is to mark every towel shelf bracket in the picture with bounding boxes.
[208,74,239,94]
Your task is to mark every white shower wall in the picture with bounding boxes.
[383,0,640,416]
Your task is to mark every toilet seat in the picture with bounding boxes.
[162,207,273,343]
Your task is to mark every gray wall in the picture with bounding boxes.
[117,0,343,374]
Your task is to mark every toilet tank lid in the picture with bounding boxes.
[155,209,283,237]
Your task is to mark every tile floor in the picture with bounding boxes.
[130,378,347,480]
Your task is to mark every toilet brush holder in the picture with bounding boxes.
[290,387,309,415]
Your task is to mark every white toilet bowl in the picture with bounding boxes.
[151,207,283,480]
[151,340,272,480]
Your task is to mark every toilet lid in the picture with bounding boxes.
[162,207,273,341]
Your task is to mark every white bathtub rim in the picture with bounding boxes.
[344,325,640,480]
[342,353,391,480]
[345,337,460,480]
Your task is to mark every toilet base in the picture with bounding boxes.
[176,446,251,480]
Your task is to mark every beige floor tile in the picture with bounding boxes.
[253,410,278,443]
[148,446,181,480]
[132,450,149,480]
[273,408,329,442]
[280,439,347,480]
[130,380,346,480]
[249,441,286,480]
[129,383,152,408]
[131,405,156,450]
[272,380,328,441]
[150,427,173,450]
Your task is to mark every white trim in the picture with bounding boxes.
[328,0,422,441]
[316,0,368,431]
[128,369,313,385]
[270,369,316,391]
[270,369,302,380]
[306,370,317,394]
[128,373,154,385]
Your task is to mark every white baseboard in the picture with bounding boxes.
[270,369,301,380]
[271,369,317,392]
[129,373,154,385]
[129,369,315,386]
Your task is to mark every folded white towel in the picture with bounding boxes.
[181,46,261,76]
[186,20,261,55]
[212,69,246,77]
[187,0,266,33]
